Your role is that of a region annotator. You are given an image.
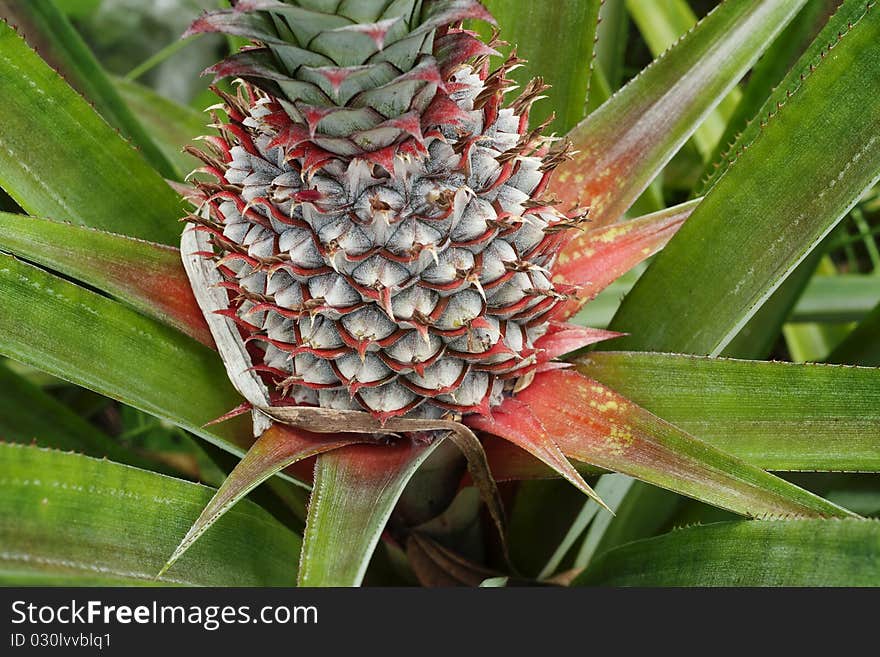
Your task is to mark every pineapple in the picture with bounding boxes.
[184,0,585,423]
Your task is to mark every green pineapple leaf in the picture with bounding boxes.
[625,0,742,160]
[611,1,880,355]
[572,479,680,570]
[575,519,880,586]
[0,212,210,345]
[538,473,636,579]
[0,442,300,586]
[160,424,359,579]
[697,0,837,192]
[794,274,880,323]
[0,0,179,179]
[299,441,441,587]
[697,0,874,196]
[0,254,274,479]
[0,21,181,244]
[578,352,880,472]
[827,302,880,366]
[720,247,827,359]
[551,0,806,228]
[0,361,157,469]
[114,76,207,176]
[477,0,602,133]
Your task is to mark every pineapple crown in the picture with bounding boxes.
[187,0,500,163]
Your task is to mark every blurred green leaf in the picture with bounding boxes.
[783,322,851,362]
[611,4,880,354]
[508,479,590,576]
[123,34,203,85]
[574,479,680,569]
[575,519,880,586]
[0,365,211,484]
[114,76,206,176]
[595,0,629,90]
[552,0,806,227]
[575,263,880,330]
[0,443,300,586]
[822,475,880,517]
[0,21,181,244]
[827,302,880,366]
[0,361,150,467]
[790,274,880,322]
[0,0,179,178]
[539,474,637,579]
[578,351,880,471]
[782,257,853,362]
[478,0,601,133]
[115,404,227,486]
[395,440,466,528]
[298,441,440,586]
[53,0,99,19]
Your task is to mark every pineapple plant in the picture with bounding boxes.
[0,0,878,587]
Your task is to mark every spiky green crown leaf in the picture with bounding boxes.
[188,0,496,157]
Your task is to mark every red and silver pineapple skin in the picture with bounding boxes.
[186,3,581,423]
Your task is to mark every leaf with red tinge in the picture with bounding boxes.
[419,0,496,33]
[551,199,698,320]
[183,7,284,44]
[0,213,210,345]
[577,351,880,472]
[550,0,805,227]
[0,253,267,485]
[491,369,855,519]
[534,323,624,364]
[160,424,358,578]
[467,399,609,511]
[298,439,441,587]
[481,435,603,483]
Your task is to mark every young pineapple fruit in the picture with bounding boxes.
[185,0,582,423]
